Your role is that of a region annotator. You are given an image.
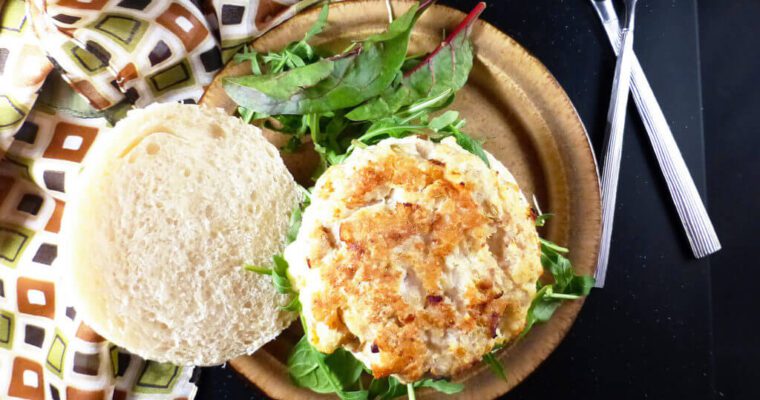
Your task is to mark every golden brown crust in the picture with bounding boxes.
[286,137,542,382]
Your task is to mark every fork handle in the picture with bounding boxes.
[595,26,636,288]
[592,0,722,259]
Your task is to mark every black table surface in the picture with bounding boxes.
[197,1,760,399]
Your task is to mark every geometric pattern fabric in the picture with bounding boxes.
[0,0,319,398]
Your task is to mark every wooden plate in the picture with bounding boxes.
[199,1,601,398]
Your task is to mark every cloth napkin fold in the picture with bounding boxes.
[0,0,318,398]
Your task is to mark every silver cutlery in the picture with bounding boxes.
[594,0,638,287]
[591,0,721,287]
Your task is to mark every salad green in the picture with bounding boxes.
[231,1,594,398]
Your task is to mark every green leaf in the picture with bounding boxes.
[224,57,336,102]
[451,130,490,167]
[415,379,465,394]
[520,236,595,339]
[288,336,335,393]
[324,348,364,388]
[288,336,369,399]
[304,3,330,42]
[428,110,460,131]
[540,238,569,254]
[287,205,304,244]
[272,254,294,294]
[520,286,562,339]
[224,4,421,115]
[407,383,416,400]
[535,212,553,227]
[339,390,369,400]
[547,253,573,290]
[365,2,420,43]
[369,377,406,399]
[238,107,256,124]
[565,275,595,297]
[281,296,302,312]
[233,46,262,75]
[482,352,507,382]
[346,4,478,121]
[244,265,272,275]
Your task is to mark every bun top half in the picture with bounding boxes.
[61,103,300,365]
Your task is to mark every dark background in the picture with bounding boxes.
[197,0,760,398]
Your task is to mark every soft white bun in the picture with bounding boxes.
[61,103,299,365]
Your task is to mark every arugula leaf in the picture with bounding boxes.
[520,237,595,339]
[304,2,330,42]
[451,130,489,167]
[535,212,553,227]
[520,285,563,338]
[407,384,416,400]
[224,4,423,115]
[540,238,569,254]
[233,46,263,75]
[415,379,464,394]
[244,255,300,311]
[428,110,460,132]
[243,264,272,275]
[272,254,294,294]
[287,197,309,244]
[281,296,302,312]
[482,352,507,382]
[237,106,256,124]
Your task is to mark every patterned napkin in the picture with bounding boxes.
[0,0,320,398]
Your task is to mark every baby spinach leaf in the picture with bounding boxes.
[324,348,365,389]
[289,336,336,393]
[368,377,406,399]
[367,376,463,399]
[566,275,595,297]
[289,336,369,399]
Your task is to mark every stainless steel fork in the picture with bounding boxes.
[591,0,721,287]
[595,0,638,287]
